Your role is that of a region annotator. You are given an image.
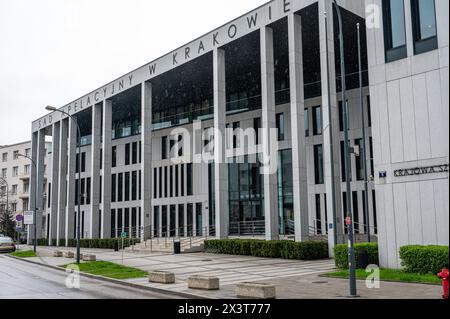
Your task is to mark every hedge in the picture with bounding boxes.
[204,239,329,260]
[334,243,379,269]
[31,238,140,249]
[400,245,449,275]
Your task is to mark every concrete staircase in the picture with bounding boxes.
[126,236,206,254]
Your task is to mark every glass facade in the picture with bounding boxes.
[278,150,294,235]
[228,155,264,235]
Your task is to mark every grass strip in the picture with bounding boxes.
[323,268,440,285]
[61,261,148,280]
[10,250,37,258]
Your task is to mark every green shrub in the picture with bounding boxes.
[32,238,140,249]
[400,245,449,275]
[204,239,328,261]
[334,243,379,269]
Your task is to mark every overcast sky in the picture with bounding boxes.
[0,0,267,145]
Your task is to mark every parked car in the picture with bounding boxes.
[0,237,16,253]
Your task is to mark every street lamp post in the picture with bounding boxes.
[45,105,82,264]
[0,177,10,236]
[332,0,357,297]
[17,154,37,253]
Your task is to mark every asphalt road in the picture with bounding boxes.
[0,254,180,299]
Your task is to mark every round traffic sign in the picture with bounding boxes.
[16,215,24,222]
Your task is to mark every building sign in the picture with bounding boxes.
[32,0,304,133]
[23,211,34,225]
[394,164,449,177]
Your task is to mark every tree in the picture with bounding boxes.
[0,208,15,238]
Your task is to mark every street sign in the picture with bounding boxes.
[121,232,127,238]
[15,227,23,233]
[15,214,24,222]
[23,211,34,225]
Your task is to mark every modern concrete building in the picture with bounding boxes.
[366,0,449,268]
[0,141,52,236]
[29,0,448,268]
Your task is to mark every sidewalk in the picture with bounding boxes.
[16,245,442,299]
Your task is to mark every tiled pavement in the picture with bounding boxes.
[23,246,441,299]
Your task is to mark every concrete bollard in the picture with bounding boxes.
[63,251,74,258]
[149,271,175,284]
[236,283,276,299]
[82,254,96,261]
[188,276,220,290]
[53,251,63,257]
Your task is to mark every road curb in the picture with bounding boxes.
[5,254,208,299]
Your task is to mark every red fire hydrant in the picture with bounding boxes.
[438,268,449,299]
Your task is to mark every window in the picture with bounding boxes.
[169,166,173,198]
[125,143,130,166]
[25,148,31,157]
[161,136,168,160]
[11,184,18,194]
[382,0,407,62]
[253,117,261,145]
[233,122,240,148]
[153,168,157,199]
[164,167,168,198]
[312,106,322,136]
[366,96,372,127]
[81,152,86,172]
[118,173,123,202]
[304,108,309,137]
[159,167,163,198]
[23,182,29,194]
[187,163,193,196]
[2,153,7,162]
[76,153,80,173]
[177,135,183,157]
[369,137,374,177]
[315,194,322,234]
[355,139,365,181]
[132,142,138,164]
[341,141,352,182]
[13,151,19,160]
[338,101,349,132]
[276,113,285,141]
[111,174,116,202]
[11,203,17,212]
[12,167,18,177]
[125,172,130,202]
[132,171,137,201]
[80,178,85,205]
[314,145,324,184]
[175,165,179,197]
[353,191,360,234]
[24,165,30,175]
[411,0,438,54]
[86,178,91,205]
[180,164,185,196]
[2,168,7,178]
[112,146,117,167]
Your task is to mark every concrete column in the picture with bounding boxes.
[141,81,153,240]
[57,119,68,245]
[288,13,309,242]
[27,131,38,244]
[49,122,60,244]
[65,118,76,244]
[261,26,279,240]
[35,129,46,240]
[101,100,112,238]
[213,48,229,239]
[90,103,102,239]
[319,0,344,255]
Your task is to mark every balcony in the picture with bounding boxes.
[19,173,30,181]
[19,192,29,199]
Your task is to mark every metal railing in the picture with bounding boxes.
[229,220,265,236]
